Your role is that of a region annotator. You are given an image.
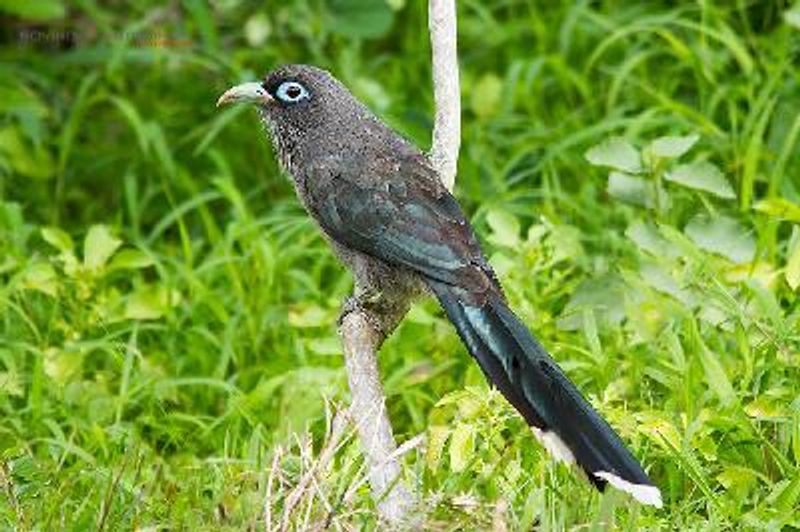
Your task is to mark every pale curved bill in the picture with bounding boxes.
[216,82,272,107]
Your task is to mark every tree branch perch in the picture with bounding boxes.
[338,0,460,524]
[429,0,461,192]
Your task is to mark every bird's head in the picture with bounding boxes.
[217,64,367,138]
[218,65,316,111]
[217,64,402,173]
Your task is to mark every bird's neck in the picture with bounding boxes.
[262,107,404,178]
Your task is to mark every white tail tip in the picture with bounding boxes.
[594,471,663,508]
[531,427,575,464]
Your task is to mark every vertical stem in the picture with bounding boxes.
[337,0,462,524]
[339,312,413,523]
[429,0,461,191]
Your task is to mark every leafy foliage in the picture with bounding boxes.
[1,0,800,529]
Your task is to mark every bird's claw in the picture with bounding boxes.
[338,291,386,332]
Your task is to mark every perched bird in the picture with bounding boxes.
[217,64,662,507]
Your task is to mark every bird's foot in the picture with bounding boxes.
[339,290,387,336]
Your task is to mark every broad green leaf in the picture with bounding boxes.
[648,133,699,159]
[698,301,730,329]
[698,343,735,406]
[744,397,785,419]
[456,393,483,419]
[327,0,394,39]
[549,224,585,263]
[787,240,800,290]
[607,172,667,209]
[724,260,782,291]
[19,262,58,296]
[426,425,450,470]
[41,227,73,252]
[660,223,705,262]
[695,434,719,462]
[527,224,548,245]
[435,389,474,408]
[638,412,681,450]
[449,422,475,472]
[470,74,503,119]
[43,347,82,384]
[585,137,641,173]
[716,466,757,492]
[685,215,755,264]
[774,476,800,513]
[607,172,648,206]
[489,251,515,278]
[486,210,521,248]
[124,285,177,320]
[83,225,122,271]
[580,308,602,360]
[625,220,679,259]
[558,274,630,331]
[665,161,735,199]
[107,249,154,271]
[725,261,780,288]
[639,262,693,305]
[0,371,23,397]
[753,198,800,223]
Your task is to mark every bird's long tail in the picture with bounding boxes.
[428,280,662,507]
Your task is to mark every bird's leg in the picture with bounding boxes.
[339,288,411,347]
[339,290,384,336]
[339,288,381,321]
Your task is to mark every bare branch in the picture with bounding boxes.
[429,0,461,190]
[336,0,461,525]
[339,312,414,523]
[264,446,282,532]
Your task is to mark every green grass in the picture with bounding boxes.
[1,0,800,529]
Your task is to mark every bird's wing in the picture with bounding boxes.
[309,155,496,294]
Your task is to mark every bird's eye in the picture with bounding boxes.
[275,81,310,103]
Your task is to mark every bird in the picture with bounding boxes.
[217,64,662,508]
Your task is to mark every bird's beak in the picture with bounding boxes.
[216,82,273,107]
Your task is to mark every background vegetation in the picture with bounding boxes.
[1,0,799,529]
